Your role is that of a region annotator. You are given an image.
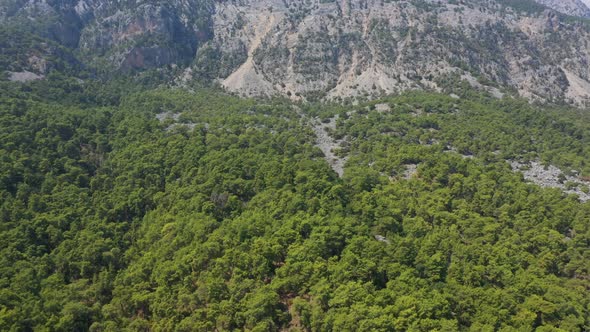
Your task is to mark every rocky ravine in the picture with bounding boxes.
[310,115,348,177]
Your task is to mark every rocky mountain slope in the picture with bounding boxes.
[533,0,590,17]
[2,0,590,105]
[1,0,215,71]
[204,0,590,105]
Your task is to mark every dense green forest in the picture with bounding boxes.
[0,76,589,331]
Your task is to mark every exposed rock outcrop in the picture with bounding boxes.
[2,0,214,71]
[203,0,590,105]
[2,0,590,106]
[7,71,44,82]
[533,0,590,18]
[310,115,348,177]
[511,160,590,202]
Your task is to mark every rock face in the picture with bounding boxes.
[1,0,214,70]
[205,0,590,105]
[2,0,590,106]
[533,0,590,17]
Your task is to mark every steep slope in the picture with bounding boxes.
[220,9,280,96]
[533,0,590,17]
[0,0,215,71]
[202,0,590,105]
[2,0,590,105]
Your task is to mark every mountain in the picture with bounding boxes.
[2,0,590,105]
[3,1,590,331]
[533,0,590,17]
[1,0,214,71]
[204,0,590,105]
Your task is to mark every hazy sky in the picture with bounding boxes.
[582,0,590,8]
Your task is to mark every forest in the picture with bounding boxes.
[0,74,589,331]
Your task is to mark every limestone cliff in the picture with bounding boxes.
[2,0,590,106]
[533,0,590,17]
[204,0,590,105]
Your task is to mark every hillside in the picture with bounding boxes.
[210,0,590,105]
[2,0,590,105]
[0,72,589,331]
[1,1,590,331]
[533,0,590,17]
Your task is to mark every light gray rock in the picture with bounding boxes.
[533,0,590,17]
[374,235,390,244]
[4,0,590,106]
[510,160,590,202]
[310,115,348,177]
[7,71,44,82]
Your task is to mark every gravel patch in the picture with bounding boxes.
[511,160,590,202]
[374,235,390,244]
[156,112,181,122]
[8,71,44,82]
[311,115,348,177]
[403,164,418,179]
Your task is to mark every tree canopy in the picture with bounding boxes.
[0,78,589,331]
